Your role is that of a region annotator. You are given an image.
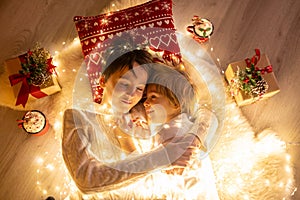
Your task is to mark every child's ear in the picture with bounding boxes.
[99,75,106,88]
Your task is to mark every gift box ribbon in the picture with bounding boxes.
[245,49,273,74]
[47,57,58,75]
[9,74,48,107]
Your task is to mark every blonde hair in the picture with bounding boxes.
[147,63,196,116]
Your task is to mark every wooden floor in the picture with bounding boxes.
[0,0,299,199]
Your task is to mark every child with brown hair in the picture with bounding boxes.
[143,61,220,178]
[144,63,197,144]
[142,63,208,174]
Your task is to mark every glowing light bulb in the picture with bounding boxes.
[286,154,291,162]
[52,60,59,67]
[102,18,108,24]
[233,115,239,121]
[163,124,170,129]
[46,164,55,171]
[279,182,284,188]
[54,120,61,130]
[175,122,182,128]
[36,157,44,164]
[73,38,80,45]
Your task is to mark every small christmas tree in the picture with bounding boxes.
[19,43,55,86]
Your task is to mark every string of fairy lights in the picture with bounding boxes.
[33,2,298,199]
[34,39,80,199]
[179,27,297,198]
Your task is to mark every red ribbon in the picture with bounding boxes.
[260,65,273,74]
[9,74,48,107]
[47,58,58,75]
[245,49,261,67]
[245,49,273,74]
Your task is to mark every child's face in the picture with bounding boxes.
[102,62,148,114]
[144,84,180,124]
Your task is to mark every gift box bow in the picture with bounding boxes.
[245,48,273,75]
[241,49,273,93]
[9,73,48,107]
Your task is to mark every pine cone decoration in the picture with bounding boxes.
[251,79,269,96]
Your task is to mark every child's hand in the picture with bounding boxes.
[129,102,151,139]
[131,117,151,139]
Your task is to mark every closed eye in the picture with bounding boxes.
[136,87,144,92]
[119,81,129,88]
[146,91,159,100]
[150,94,158,100]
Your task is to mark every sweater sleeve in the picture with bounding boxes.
[189,107,219,152]
[62,109,191,194]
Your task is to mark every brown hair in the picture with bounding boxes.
[147,63,196,116]
[102,49,154,82]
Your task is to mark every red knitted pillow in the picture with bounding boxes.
[74,0,181,103]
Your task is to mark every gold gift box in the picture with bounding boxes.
[225,54,280,106]
[5,56,61,104]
